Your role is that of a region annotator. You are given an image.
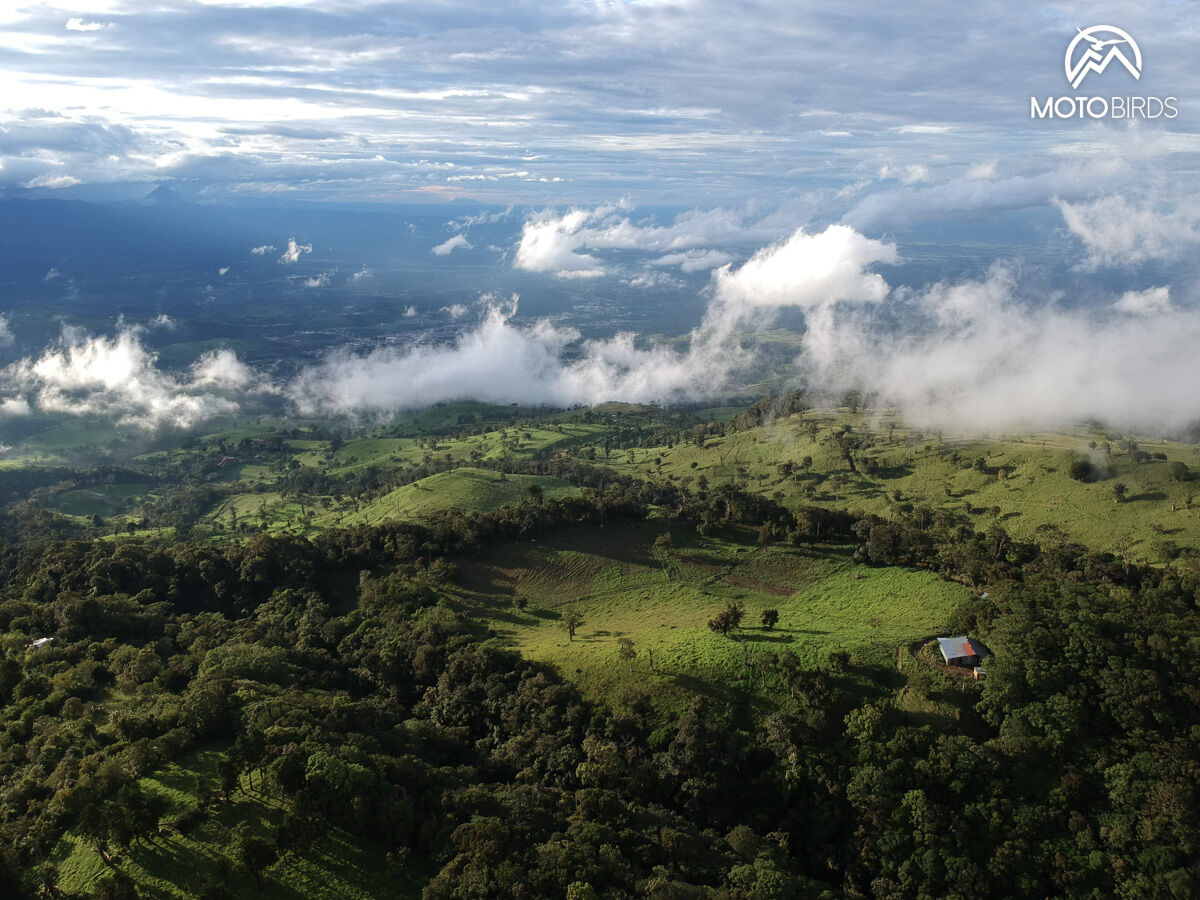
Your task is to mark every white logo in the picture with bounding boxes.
[1065,26,1142,89]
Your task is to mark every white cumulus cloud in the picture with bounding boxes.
[432,234,472,256]
[279,238,313,264]
[0,328,260,429]
[1057,195,1200,268]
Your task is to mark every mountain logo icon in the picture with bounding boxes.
[1065,26,1142,89]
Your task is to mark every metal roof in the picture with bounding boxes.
[937,636,985,662]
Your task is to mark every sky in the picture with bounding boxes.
[2,1,1200,433]
[0,0,1196,218]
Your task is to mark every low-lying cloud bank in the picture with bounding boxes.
[289,295,730,414]
[3,222,1200,435]
[803,274,1200,433]
[0,329,262,429]
[283,222,1200,434]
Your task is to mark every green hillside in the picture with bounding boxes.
[452,521,969,710]
[332,467,579,525]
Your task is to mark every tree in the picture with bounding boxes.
[757,523,773,547]
[708,602,745,638]
[1068,459,1094,482]
[1113,481,1128,503]
[777,650,801,699]
[830,473,847,501]
[232,827,277,889]
[561,607,584,641]
[761,608,779,630]
[617,637,636,672]
[524,483,544,504]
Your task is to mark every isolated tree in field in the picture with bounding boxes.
[1068,459,1094,482]
[561,607,584,641]
[1170,461,1190,482]
[524,483,544,504]
[1113,481,1128,503]
[708,601,745,638]
[761,608,779,630]
[617,637,636,672]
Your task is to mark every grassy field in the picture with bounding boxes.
[450,521,969,710]
[331,467,579,525]
[51,745,418,899]
[45,483,150,518]
[607,409,1200,561]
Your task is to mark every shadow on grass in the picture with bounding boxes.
[1129,491,1167,503]
[742,632,794,644]
[670,673,723,699]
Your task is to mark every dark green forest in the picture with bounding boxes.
[2,405,1200,898]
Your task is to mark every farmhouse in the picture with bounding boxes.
[937,636,987,668]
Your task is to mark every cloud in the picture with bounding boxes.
[879,163,929,184]
[5,218,1196,435]
[840,156,1134,231]
[0,398,30,417]
[303,273,330,288]
[218,266,229,276]
[795,269,1200,432]
[288,225,896,416]
[512,202,785,278]
[288,222,1200,433]
[150,314,176,329]
[66,18,112,32]
[1057,195,1200,268]
[250,244,275,255]
[711,225,896,311]
[279,238,313,264]
[432,234,472,255]
[0,328,259,428]
[44,267,62,282]
[403,306,417,317]
[0,0,1193,213]
[624,270,684,289]
[514,209,606,276]
[190,349,256,390]
[967,160,997,181]
[350,266,373,281]
[0,316,14,348]
[288,298,726,415]
[652,249,732,272]
[441,304,468,318]
[1114,286,1171,315]
[20,173,81,189]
